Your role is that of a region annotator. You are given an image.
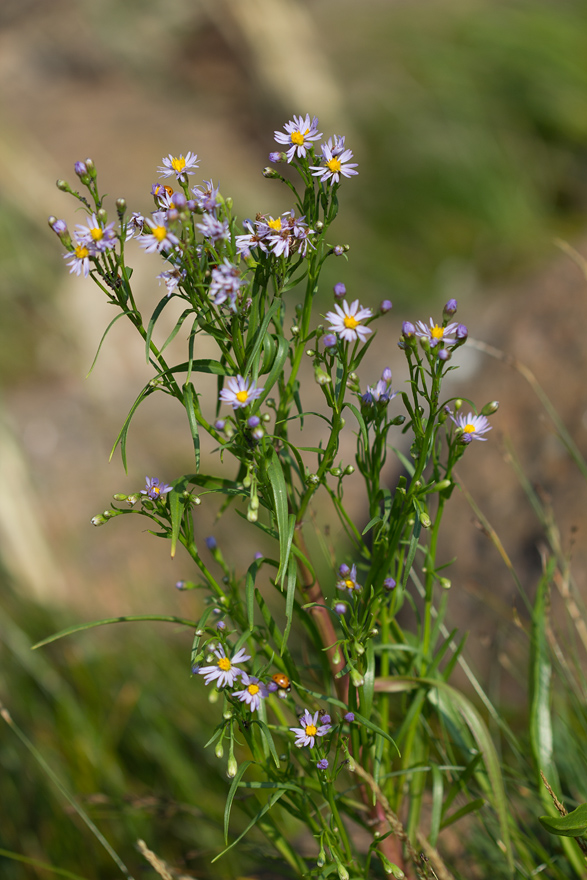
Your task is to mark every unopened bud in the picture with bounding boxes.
[344,465,355,475]
[215,741,224,759]
[113,494,128,501]
[91,514,108,527]
[481,400,499,416]
[262,167,279,179]
[227,754,238,778]
[439,577,451,590]
[84,158,97,178]
[247,508,258,523]
[350,668,364,688]
[56,179,71,192]
[420,513,432,529]
[116,198,126,214]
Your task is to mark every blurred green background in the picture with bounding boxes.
[2,0,587,877]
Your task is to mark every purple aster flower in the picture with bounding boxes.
[141,477,172,500]
[384,577,396,591]
[456,324,468,342]
[334,602,347,615]
[75,213,117,253]
[197,645,251,688]
[196,213,229,243]
[362,369,396,406]
[64,241,93,277]
[322,333,337,349]
[235,219,270,256]
[157,266,185,297]
[444,298,458,316]
[209,259,244,311]
[290,709,332,748]
[140,212,179,253]
[274,114,322,162]
[333,245,344,256]
[336,563,361,596]
[310,142,358,184]
[268,151,283,163]
[216,620,226,630]
[192,179,221,214]
[380,299,393,313]
[158,152,199,180]
[451,412,492,442]
[247,416,261,428]
[233,673,268,712]
[219,375,264,410]
[344,712,355,723]
[317,758,329,769]
[74,161,88,178]
[50,218,68,235]
[438,348,450,361]
[415,318,458,349]
[325,299,373,343]
[338,563,350,577]
[402,321,415,338]
[320,715,331,724]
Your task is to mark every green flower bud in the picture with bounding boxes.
[113,494,127,501]
[420,513,432,529]
[454,398,463,411]
[344,465,355,475]
[215,741,224,759]
[84,158,96,178]
[330,467,342,477]
[262,167,279,178]
[116,198,127,215]
[307,473,320,485]
[126,494,141,506]
[91,514,108,526]
[481,400,499,416]
[56,179,71,192]
[439,577,451,590]
[306,349,315,357]
[97,208,108,223]
[227,754,238,778]
[350,667,364,687]
[247,509,258,523]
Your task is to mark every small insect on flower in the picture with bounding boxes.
[290,709,332,748]
[232,673,269,712]
[270,672,291,693]
[141,477,173,500]
[451,412,492,442]
[219,375,264,410]
[325,299,373,343]
[158,152,199,180]
[197,645,251,688]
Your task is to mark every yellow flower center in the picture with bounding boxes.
[430,325,444,340]
[236,390,249,404]
[344,315,359,330]
[152,486,160,494]
[74,244,89,259]
[247,684,259,696]
[90,227,103,241]
[345,578,355,590]
[305,724,317,736]
[268,217,282,231]
[463,424,476,434]
[171,156,186,173]
[326,157,342,173]
[218,657,231,671]
[153,226,167,242]
[291,129,309,145]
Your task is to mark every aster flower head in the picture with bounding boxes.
[125,211,146,240]
[140,212,180,253]
[158,151,199,181]
[235,219,269,256]
[336,563,361,596]
[75,214,117,253]
[219,375,264,410]
[64,241,93,277]
[157,266,185,297]
[209,259,244,311]
[290,709,332,748]
[317,758,329,769]
[451,412,492,442]
[325,299,373,343]
[274,114,322,162]
[196,213,229,243]
[192,179,221,214]
[415,318,458,349]
[141,476,172,500]
[310,142,358,184]
[198,644,251,688]
[362,368,397,407]
[232,673,269,712]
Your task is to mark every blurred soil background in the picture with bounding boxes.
[2,0,587,877]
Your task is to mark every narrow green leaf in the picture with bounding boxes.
[256,336,290,409]
[529,557,557,781]
[401,517,422,590]
[266,449,291,584]
[343,401,368,448]
[183,383,201,471]
[223,760,253,844]
[213,789,287,863]
[440,798,485,830]
[429,764,443,846]
[361,639,375,720]
[539,804,587,838]
[86,310,136,378]
[110,384,155,470]
[281,553,297,653]
[0,848,90,880]
[32,615,198,649]
[169,475,190,558]
[145,294,175,362]
[245,560,261,630]
[255,718,281,768]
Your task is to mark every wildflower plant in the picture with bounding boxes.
[43,121,511,879]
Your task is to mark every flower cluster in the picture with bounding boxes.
[235,211,315,259]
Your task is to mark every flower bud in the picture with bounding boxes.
[91,514,108,526]
[315,219,324,232]
[333,282,346,299]
[322,333,337,348]
[350,667,364,688]
[116,198,126,215]
[306,349,316,357]
[314,365,331,386]
[215,741,224,759]
[333,245,344,256]
[113,493,128,501]
[84,158,96,178]
[56,179,71,192]
[454,398,463,411]
[306,473,320,485]
[126,494,140,506]
[380,299,392,313]
[227,754,238,778]
[330,467,342,477]
[455,324,468,343]
[247,508,258,523]
[262,167,279,178]
[344,465,355,475]
[420,513,432,529]
[384,577,396,591]
[97,208,108,223]
[444,298,458,317]
[439,577,451,589]
[74,161,88,179]
[205,536,217,551]
[268,151,284,163]
[438,348,450,361]
[481,400,499,416]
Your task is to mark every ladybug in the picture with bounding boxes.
[271,672,291,693]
